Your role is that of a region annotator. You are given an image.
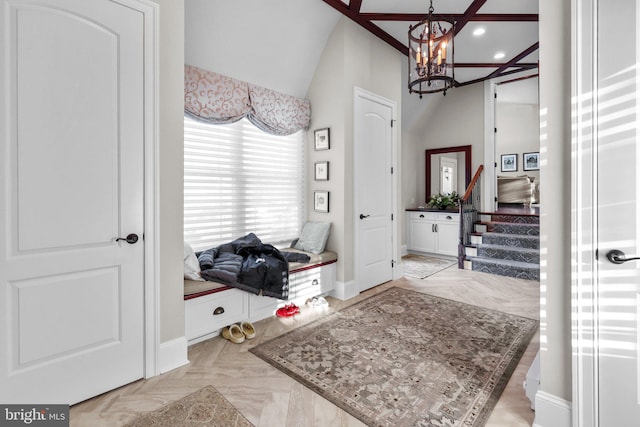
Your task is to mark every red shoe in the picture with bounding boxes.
[276,303,300,317]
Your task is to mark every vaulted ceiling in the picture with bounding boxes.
[322,0,539,87]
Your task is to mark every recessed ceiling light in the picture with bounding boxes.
[472,27,486,37]
[494,52,506,60]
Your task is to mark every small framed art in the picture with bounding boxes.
[314,161,329,181]
[314,191,329,213]
[501,154,518,172]
[314,128,330,150]
[523,152,540,171]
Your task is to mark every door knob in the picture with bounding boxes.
[606,249,640,264]
[359,214,370,220]
[116,233,139,244]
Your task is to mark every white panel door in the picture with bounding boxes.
[0,0,145,404]
[354,89,394,292]
[596,0,640,424]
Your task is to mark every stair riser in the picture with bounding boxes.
[471,261,540,281]
[481,234,540,249]
[477,247,540,264]
[489,223,539,236]
[490,214,539,224]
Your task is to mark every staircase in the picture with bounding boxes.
[463,212,540,281]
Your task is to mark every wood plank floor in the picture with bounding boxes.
[70,266,540,427]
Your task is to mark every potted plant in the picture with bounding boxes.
[427,191,460,210]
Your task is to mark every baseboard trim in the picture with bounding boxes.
[533,391,572,427]
[158,336,189,374]
[333,280,358,301]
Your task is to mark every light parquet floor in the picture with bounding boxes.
[70,266,540,427]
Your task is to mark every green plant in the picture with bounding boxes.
[427,191,460,210]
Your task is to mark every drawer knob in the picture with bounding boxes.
[446,215,452,220]
[213,306,225,315]
[312,279,319,286]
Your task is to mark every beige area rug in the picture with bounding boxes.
[402,253,457,279]
[250,287,537,427]
[124,386,253,427]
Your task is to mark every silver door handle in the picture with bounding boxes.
[606,249,640,264]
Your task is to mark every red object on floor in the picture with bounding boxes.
[276,303,300,318]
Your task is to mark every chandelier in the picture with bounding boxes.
[408,0,455,97]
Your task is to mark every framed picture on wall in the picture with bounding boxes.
[314,191,329,213]
[501,154,518,172]
[523,152,540,171]
[314,161,329,181]
[314,128,330,150]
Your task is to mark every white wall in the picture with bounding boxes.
[403,83,485,213]
[306,17,403,284]
[496,102,540,183]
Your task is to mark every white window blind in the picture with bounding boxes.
[184,116,305,251]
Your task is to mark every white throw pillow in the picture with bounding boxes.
[294,222,331,254]
[184,241,204,281]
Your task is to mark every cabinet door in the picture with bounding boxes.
[409,219,436,252]
[435,222,459,256]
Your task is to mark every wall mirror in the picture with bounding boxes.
[425,145,472,202]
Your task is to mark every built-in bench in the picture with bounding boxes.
[184,249,337,345]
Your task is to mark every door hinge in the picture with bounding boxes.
[391,213,394,221]
[494,127,497,133]
[391,166,394,174]
[595,248,599,260]
[494,93,497,99]
[494,162,498,168]
[494,197,498,202]
[391,260,396,267]
[391,119,395,128]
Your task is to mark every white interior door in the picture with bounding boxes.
[595,0,640,424]
[0,0,146,404]
[354,88,394,293]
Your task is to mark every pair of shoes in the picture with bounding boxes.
[276,303,300,318]
[306,296,329,309]
[221,321,256,343]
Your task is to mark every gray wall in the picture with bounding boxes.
[306,17,403,285]
[539,0,572,402]
[154,0,185,344]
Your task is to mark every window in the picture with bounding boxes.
[184,116,305,251]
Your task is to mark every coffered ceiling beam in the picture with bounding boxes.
[360,13,539,22]
[349,0,362,12]
[322,0,407,54]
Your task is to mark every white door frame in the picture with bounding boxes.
[353,87,400,290]
[571,0,601,425]
[136,0,160,379]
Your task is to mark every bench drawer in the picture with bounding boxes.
[185,288,248,342]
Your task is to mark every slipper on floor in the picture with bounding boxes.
[221,324,245,344]
[239,321,256,339]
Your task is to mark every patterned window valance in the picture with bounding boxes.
[184,65,311,136]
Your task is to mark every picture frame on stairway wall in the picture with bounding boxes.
[523,152,540,171]
[501,154,518,172]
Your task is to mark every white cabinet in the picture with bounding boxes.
[407,211,459,257]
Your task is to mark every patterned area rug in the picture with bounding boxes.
[124,386,253,427]
[402,254,457,279]
[250,287,537,427]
